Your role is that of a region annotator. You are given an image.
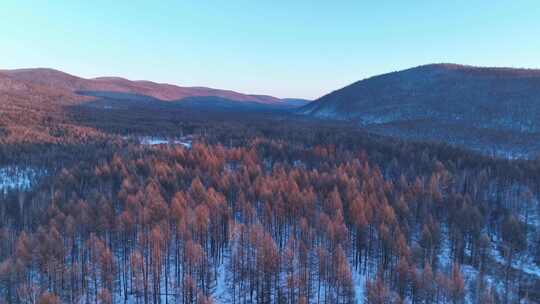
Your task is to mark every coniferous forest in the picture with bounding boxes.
[1,100,539,304]
[5,1,540,302]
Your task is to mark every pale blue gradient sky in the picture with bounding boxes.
[1,1,539,99]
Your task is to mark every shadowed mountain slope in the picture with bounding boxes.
[0,68,309,144]
[300,64,540,158]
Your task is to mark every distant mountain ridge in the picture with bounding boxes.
[1,68,308,106]
[302,63,540,119]
[300,63,540,158]
[0,68,310,145]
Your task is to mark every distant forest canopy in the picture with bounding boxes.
[1,67,540,304]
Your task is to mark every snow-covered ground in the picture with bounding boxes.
[0,166,42,194]
[352,269,367,303]
[139,137,192,148]
[214,260,228,302]
[121,135,193,148]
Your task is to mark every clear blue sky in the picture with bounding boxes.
[1,1,539,99]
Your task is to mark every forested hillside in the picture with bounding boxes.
[300,64,540,159]
[1,100,540,303]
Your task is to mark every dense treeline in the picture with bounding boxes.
[1,125,539,304]
[1,104,540,303]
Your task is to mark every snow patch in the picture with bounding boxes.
[140,137,192,148]
[0,166,42,193]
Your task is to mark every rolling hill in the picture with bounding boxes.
[1,68,304,105]
[0,68,309,144]
[300,64,540,159]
